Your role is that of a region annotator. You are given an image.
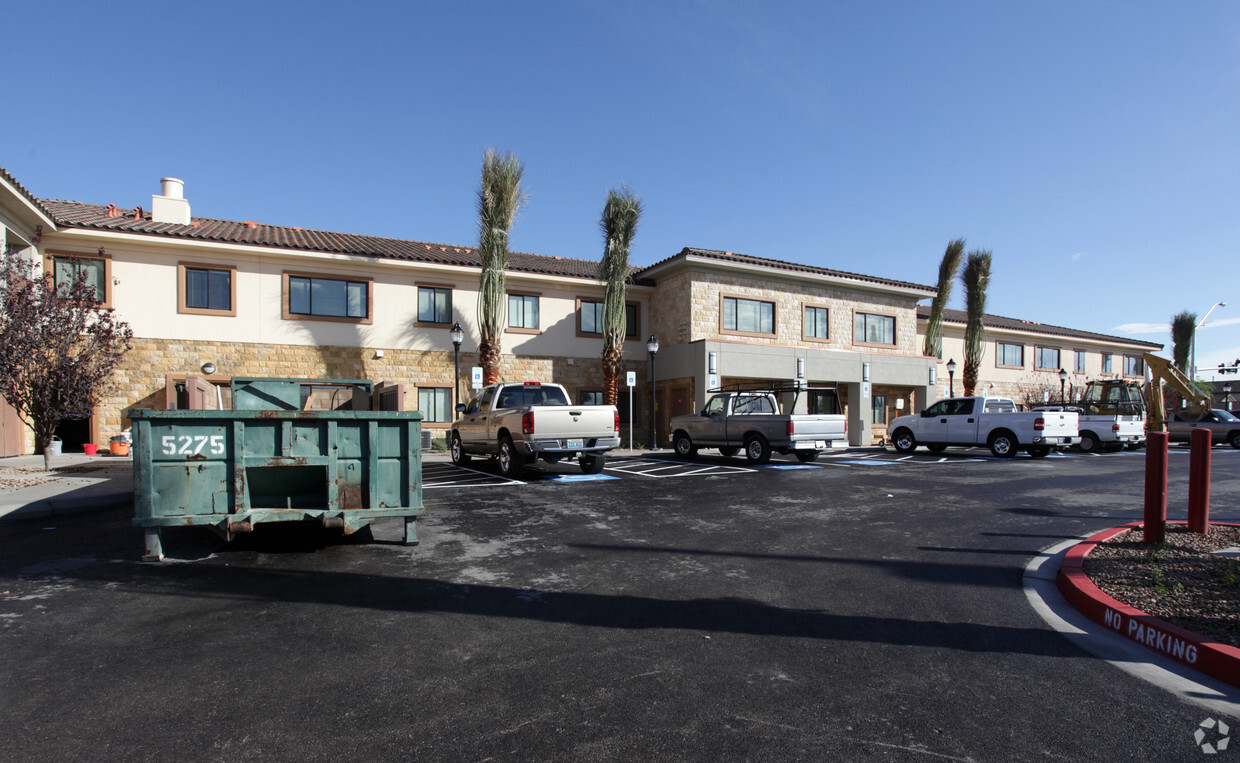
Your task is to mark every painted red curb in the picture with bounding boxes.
[1056,521,1240,689]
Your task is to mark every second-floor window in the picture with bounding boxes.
[508,294,540,330]
[804,306,829,340]
[854,313,895,345]
[52,254,108,303]
[182,266,232,313]
[997,342,1024,367]
[1035,347,1060,370]
[722,296,775,335]
[417,286,452,324]
[1102,353,1114,373]
[1074,350,1086,373]
[579,300,638,338]
[287,275,369,319]
[1124,355,1145,376]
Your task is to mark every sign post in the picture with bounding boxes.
[626,371,636,454]
[471,367,483,391]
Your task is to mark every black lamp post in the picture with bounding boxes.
[450,322,464,419]
[1224,382,1232,410]
[946,358,957,398]
[647,335,660,449]
[1059,368,1068,404]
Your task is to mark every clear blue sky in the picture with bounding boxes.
[4,1,1237,376]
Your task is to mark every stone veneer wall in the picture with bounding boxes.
[685,271,919,354]
[98,338,648,440]
[649,271,692,345]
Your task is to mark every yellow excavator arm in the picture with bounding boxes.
[1143,352,1210,432]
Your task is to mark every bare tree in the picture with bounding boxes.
[0,250,133,470]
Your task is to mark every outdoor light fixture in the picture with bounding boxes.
[862,362,871,382]
[450,323,464,419]
[928,366,936,385]
[946,358,957,398]
[1059,368,1068,403]
[708,351,717,375]
[200,362,216,375]
[797,357,805,379]
[1191,301,1227,379]
[647,335,660,449]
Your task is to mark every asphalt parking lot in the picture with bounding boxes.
[2,446,1239,760]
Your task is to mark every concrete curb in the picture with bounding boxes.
[1056,520,1240,690]
[1,491,133,521]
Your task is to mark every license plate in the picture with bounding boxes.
[567,439,584,449]
[816,441,827,449]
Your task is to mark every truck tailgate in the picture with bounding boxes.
[1039,412,1079,438]
[526,406,615,440]
[788,415,847,441]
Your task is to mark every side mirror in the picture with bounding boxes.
[455,403,466,413]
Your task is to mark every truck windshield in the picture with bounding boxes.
[496,386,570,408]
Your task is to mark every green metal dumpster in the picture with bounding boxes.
[128,384,423,560]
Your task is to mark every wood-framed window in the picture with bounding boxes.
[996,342,1024,368]
[720,294,776,336]
[1034,346,1061,370]
[177,262,236,316]
[46,250,112,307]
[803,304,830,342]
[1102,353,1114,373]
[282,271,373,324]
[576,298,639,339]
[507,292,541,333]
[1074,350,1086,373]
[1124,355,1145,377]
[853,311,895,346]
[416,283,453,326]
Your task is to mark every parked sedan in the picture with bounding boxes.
[1167,409,1240,448]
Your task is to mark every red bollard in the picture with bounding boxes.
[1188,427,1212,534]
[1144,432,1168,544]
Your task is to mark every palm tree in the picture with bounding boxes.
[475,149,526,385]
[922,238,965,359]
[959,249,992,396]
[598,187,643,405]
[1171,311,1196,374]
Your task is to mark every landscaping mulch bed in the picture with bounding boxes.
[1084,524,1240,649]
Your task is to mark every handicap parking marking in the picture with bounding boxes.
[830,459,908,467]
[604,457,757,478]
[541,473,621,483]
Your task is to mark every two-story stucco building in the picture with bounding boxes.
[0,166,1162,455]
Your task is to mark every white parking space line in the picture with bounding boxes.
[604,458,757,478]
[422,463,521,489]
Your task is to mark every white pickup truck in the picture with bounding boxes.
[887,396,1078,458]
[668,385,848,464]
[450,382,620,477]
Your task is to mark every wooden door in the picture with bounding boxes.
[0,397,26,456]
[659,382,693,448]
[186,376,219,409]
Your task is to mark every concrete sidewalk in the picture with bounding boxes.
[0,453,134,521]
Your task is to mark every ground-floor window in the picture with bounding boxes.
[808,390,841,415]
[871,395,887,426]
[418,387,452,422]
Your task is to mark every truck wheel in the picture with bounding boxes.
[1078,431,1098,453]
[988,431,1017,458]
[744,435,772,464]
[450,433,470,465]
[1230,431,1240,450]
[673,432,697,458]
[498,436,525,478]
[578,454,606,474]
[795,451,819,463]
[1027,445,1051,458]
[718,447,739,458]
[892,428,917,454]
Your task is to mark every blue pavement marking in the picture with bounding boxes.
[756,464,822,470]
[543,473,620,483]
[834,459,906,466]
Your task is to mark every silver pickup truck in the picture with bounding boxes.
[668,386,848,464]
[450,382,620,477]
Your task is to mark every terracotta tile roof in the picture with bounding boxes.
[0,167,55,220]
[637,247,935,293]
[38,199,616,281]
[917,305,1163,349]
